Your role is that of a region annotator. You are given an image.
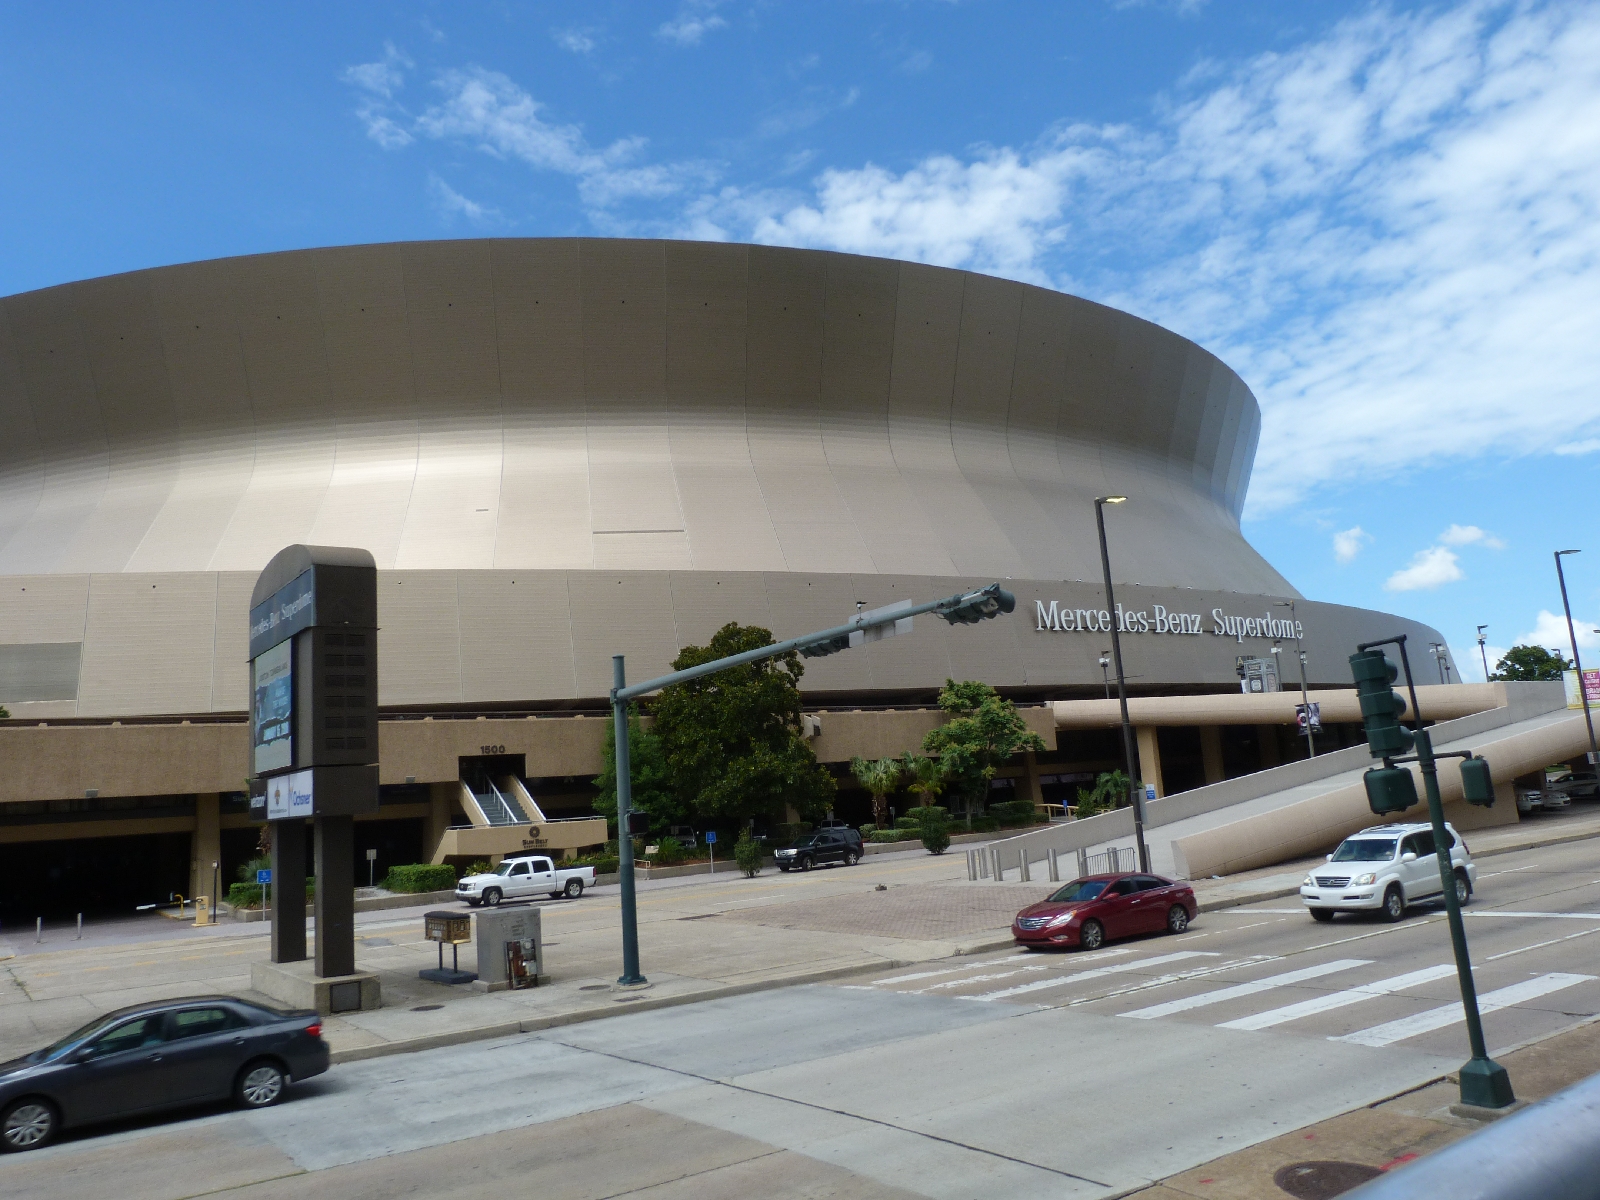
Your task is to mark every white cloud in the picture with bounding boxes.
[1518,609,1599,653]
[1333,525,1370,563]
[554,27,597,55]
[340,43,415,148]
[415,68,716,208]
[1555,438,1600,456]
[426,174,498,224]
[659,2,728,47]
[1439,523,1507,549]
[1113,0,1210,14]
[689,1,1600,513]
[1385,545,1464,591]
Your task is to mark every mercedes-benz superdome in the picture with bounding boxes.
[0,238,1452,915]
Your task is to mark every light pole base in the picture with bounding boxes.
[1459,1056,1515,1109]
[614,976,651,990]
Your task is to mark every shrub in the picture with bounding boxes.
[648,836,686,866]
[734,828,763,877]
[868,829,917,843]
[903,806,947,824]
[464,860,494,877]
[225,879,314,909]
[569,855,621,876]
[893,816,920,830]
[988,798,1038,826]
[920,824,951,855]
[858,823,878,837]
[968,815,999,832]
[236,854,271,884]
[383,863,457,894]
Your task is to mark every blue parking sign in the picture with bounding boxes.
[704,830,717,844]
[257,868,272,884]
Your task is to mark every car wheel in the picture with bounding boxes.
[483,888,503,907]
[1166,905,1189,934]
[1,1098,57,1152]
[843,851,859,867]
[1078,919,1105,951]
[1453,870,1471,906]
[564,878,584,899]
[235,1060,286,1109]
[1310,908,1336,923]
[799,856,813,872]
[1381,885,1405,922]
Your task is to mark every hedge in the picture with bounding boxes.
[868,829,919,843]
[383,863,457,894]
[226,879,315,909]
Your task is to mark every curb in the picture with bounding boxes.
[327,940,1010,1065]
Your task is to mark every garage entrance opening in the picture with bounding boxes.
[0,832,192,921]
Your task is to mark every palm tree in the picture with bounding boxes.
[900,753,948,814]
[850,756,902,829]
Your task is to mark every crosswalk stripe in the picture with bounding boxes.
[967,951,1219,1002]
[1216,964,1458,1031]
[1118,959,1373,1020]
[872,953,1046,987]
[1333,972,1597,1047]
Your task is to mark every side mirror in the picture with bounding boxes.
[1401,852,1417,863]
[67,1045,95,1064]
[1325,854,1333,862]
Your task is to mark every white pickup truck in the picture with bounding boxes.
[455,855,594,906]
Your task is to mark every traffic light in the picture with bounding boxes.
[1364,766,1419,815]
[939,584,1016,625]
[1349,649,1415,759]
[799,633,851,659]
[1460,756,1495,806]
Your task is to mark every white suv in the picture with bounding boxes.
[1300,822,1476,923]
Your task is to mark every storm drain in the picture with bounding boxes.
[1274,1161,1383,1199]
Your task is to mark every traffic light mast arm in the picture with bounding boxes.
[611,583,1013,704]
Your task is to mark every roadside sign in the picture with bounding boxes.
[704,830,717,844]
[256,868,271,884]
[1296,702,1322,731]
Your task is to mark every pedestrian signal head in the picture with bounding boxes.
[1363,766,1419,815]
[1460,756,1495,807]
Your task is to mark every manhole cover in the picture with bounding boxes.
[410,1004,444,1012]
[1274,1161,1383,1200]
[580,984,609,991]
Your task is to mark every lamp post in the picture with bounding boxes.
[1094,495,1149,873]
[1275,600,1314,757]
[1098,651,1111,701]
[1555,551,1599,766]
[1428,642,1447,685]
[1477,625,1490,682]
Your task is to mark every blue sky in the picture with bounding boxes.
[3,1,1598,679]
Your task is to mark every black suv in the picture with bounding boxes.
[775,828,864,871]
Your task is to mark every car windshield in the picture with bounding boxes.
[494,862,519,876]
[793,835,820,847]
[27,1013,123,1063]
[1332,838,1398,862]
[1048,879,1108,903]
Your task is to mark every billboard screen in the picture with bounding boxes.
[253,639,293,773]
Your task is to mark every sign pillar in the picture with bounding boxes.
[315,814,356,977]
[270,817,307,963]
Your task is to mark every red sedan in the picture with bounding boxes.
[1012,872,1197,950]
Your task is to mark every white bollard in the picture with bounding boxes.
[990,846,1003,881]
[967,849,977,881]
[76,913,82,939]
[1047,848,1060,882]
[1077,847,1089,878]
[36,917,42,944]
[1019,853,1031,882]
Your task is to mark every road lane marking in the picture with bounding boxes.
[1485,925,1600,961]
[1478,865,1538,879]
[1216,964,1458,1031]
[1067,956,1276,1007]
[1119,959,1373,1020]
[1465,911,1600,920]
[868,953,1051,986]
[1334,973,1598,1047]
[966,951,1219,1002]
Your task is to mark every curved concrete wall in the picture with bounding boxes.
[0,239,1286,593]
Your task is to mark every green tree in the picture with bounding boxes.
[921,680,1047,825]
[900,753,948,810]
[654,623,836,827]
[1491,644,1572,681]
[593,708,681,837]
[850,755,902,829]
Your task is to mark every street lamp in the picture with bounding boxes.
[1554,550,1599,766]
[1094,495,1149,873]
[1477,625,1489,682]
[1098,651,1111,700]
[1275,600,1314,757]
[1428,642,1447,685]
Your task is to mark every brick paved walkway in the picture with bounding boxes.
[718,880,1053,940]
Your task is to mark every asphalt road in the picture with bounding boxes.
[7,838,1598,1200]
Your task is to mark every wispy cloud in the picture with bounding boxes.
[1333,526,1370,563]
[340,42,414,148]
[659,1,728,47]
[1439,523,1507,549]
[1519,609,1598,652]
[426,173,498,224]
[1386,545,1464,591]
[553,27,598,55]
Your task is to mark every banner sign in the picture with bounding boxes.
[252,639,294,774]
[265,769,315,820]
[1565,669,1600,710]
[1296,702,1322,731]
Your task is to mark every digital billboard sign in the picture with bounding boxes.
[253,639,293,773]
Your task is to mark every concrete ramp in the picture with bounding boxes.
[986,681,1576,880]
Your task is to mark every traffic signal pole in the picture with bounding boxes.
[1358,635,1514,1109]
[607,583,1016,988]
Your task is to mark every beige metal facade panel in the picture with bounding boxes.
[376,571,465,706]
[76,573,222,717]
[566,570,682,696]
[209,571,255,711]
[456,570,577,704]
[0,574,91,645]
